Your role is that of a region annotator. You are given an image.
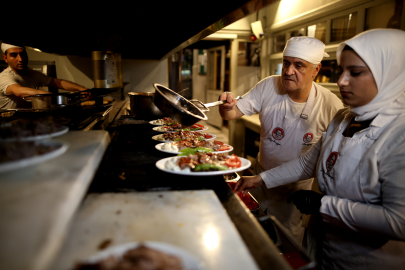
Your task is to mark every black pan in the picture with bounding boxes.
[153,84,241,126]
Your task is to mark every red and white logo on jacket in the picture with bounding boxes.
[326,152,338,171]
[272,127,284,140]
[303,132,314,143]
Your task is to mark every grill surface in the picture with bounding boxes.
[88,116,230,200]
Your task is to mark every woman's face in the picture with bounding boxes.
[337,50,378,107]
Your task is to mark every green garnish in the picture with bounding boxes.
[198,136,204,141]
[179,127,201,131]
[177,147,213,156]
[193,164,229,171]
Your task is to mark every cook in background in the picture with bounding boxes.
[0,43,87,109]
[235,28,405,270]
[219,37,344,245]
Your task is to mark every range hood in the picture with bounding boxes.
[1,0,275,60]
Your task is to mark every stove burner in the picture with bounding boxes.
[117,118,149,125]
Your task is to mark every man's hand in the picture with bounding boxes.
[49,78,87,92]
[287,190,324,215]
[219,92,237,111]
[218,92,244,120]
[234,175,265,196]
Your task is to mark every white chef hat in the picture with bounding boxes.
[1,43,23,54]
[283,36,329,64]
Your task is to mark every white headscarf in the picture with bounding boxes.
[283,36,329,64]
[336,29,405,121]
[1,43,23,54]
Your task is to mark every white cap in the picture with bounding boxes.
[283,36,329,64]
[1,43,23,54]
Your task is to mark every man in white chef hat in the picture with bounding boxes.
[218,36,344,245]
[0,42,87,109]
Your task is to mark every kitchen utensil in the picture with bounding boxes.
[153,84,242,126]
[83,106,114,131]
[128,92,164,119]
[24,91,90,110]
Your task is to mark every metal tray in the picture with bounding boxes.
[224,172,261,215]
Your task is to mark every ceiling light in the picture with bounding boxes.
[204,33,237,40]
[251,21,264,39]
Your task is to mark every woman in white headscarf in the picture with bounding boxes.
[235,28,405,270]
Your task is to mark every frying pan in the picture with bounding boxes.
[23,88,116,110]
[153,84,241,126]
[23,91,90,110]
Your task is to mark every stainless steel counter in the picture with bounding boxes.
[51,191,262,270]
[0,131,110,270]
[0,105,294,270]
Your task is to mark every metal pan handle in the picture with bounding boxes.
[189,99,209,112]
[190,96,243,111]
[23,96,33,102]
[203,96,243,108]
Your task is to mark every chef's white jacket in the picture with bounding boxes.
[237,75,343,243]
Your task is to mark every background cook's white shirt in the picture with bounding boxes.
[0,67,52,109]
[236,75,344,170]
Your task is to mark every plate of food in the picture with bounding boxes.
[156,152,251,176]
[152,123,208,132]
[0,118,69,142]
[152,130,216,142]
[155,139,233,155]
[73,241,206,270]
[0,140,68,173]
[149,117,178,126]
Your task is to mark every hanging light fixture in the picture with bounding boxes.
[251,20,264,40]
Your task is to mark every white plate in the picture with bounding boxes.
[152,126,208,133]
[156,156,251,176]
[152,133,216,143]
[152,126,172,132]
[149,120,164,126]
[0,124,69,142]
[155,142,233,155]
[80,241,205,270]
[0,140,68,173]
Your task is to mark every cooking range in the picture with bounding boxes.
[1,102,118,131]
[88,113,231,197]
[0,97,310,270]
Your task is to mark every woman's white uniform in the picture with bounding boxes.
[260,29,405,269]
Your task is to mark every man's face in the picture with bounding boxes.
[281,56,320,93]
[3,47,28,72]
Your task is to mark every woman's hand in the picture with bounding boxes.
[234,175,265,196]
[287,190,324,215]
